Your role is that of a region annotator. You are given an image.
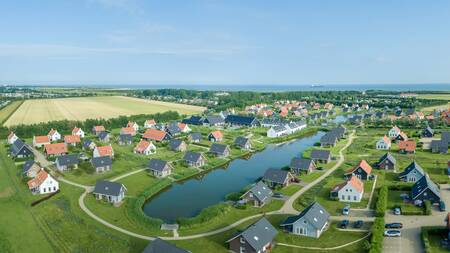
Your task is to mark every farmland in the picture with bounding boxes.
[0,101,23,124]
[4,96,205,127]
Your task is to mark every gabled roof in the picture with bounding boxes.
[119,133,133,142]
[205,115,224,125]
[320,132,338,144]
[64,135,81,144]
[442,132,450,143]
[225,115,258,126]
[93,180,125,197]
[95,145,114,157]
[142,238,189,253]
[22,160,38,174]
[27,170,50,189]
[169,139,185,150]
[148,159,170,172]
[82,139,95,148]
[332,175,364,193]
[143,129,167,141]
[242,181,273,203]
[411,175,440,200]
[234,136,250,147]
[134,140,153,153]
[310,150,331,160]
[72,127,82,135]
[127,121,137,127]
[378,152,396,165]
[379,135,391,144]
[183,151,203,163]
[209,143,229,154]
[423,126,434,135]
[263,168,292,185]
[271,125,287,133]
[145,119,156,126]
[91,156,112,168]
[346,160,372,175]
[290,157,314,170]
[189,132,202,141]
[34,135,50,144]
[48,128,59,136]
[44,143,68,155]
[56,154,79,166]
[399,161,425,178]
[226,218,277,252]
[398,140,416,152]
[182,116,203,125]
[121,127,135,135]
[11,139,30,156]
[280,202,330,230]
[209,130,223,140]
[98,131,110,140]
[166,122,181,135]
[398,131,408,140]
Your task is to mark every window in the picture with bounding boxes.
[43,188,46,193]
[299,227,307,235]
[354,196,357,201]
[240,237,245,244]
[347,195,350,200]
[53,187,56,191]
[239,246,245,253]
[341,195,345,200]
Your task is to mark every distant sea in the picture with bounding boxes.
[25,83,450,92]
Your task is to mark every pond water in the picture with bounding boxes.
[143,131,325,223]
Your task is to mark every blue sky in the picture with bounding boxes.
[1,0,450,85]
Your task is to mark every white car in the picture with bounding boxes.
[384,230,401,237]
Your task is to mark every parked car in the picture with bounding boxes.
[353,220,364,228]
[384,230,401,237]
[340,220,349,229]
[440,201,446,212]
[273,193,284,199]
[342,205,350,215]
[394,207,401,215]
[385,223,403,229]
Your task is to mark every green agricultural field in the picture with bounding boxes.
[4,96,205,127]
[417,93,450,100]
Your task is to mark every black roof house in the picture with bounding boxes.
[226,218,277,253]
[183,151,203,163]
[263,168,292,186]
[377,153,396,167]
[280,202,330,231]
[142,238,190,253]
[320,132,338,146]
[411,175,441,204]
[204,115,225,125]
[93,180,125,197]
[189,132,202,142]
[56,154,79,166]
[234,136,251,148]
[290,157,315,173]
[119,134,133,143]
[182,116,204,125]
[91,156,112,168]
[10,139,33,158]
[225,115,259,127]
[169,139,185,151]
[22,160,37,174]
[422,126,434,137]
[310,150,331,162]
[148,159,170,172]
[430,140,448,154]
[209,143,230,156]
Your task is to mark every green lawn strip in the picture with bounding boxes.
[298,171,325,183]
[272,242,368,253]
[177,200,284,236]
[277,184,302,196]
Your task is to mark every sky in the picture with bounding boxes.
[1,0,450,86]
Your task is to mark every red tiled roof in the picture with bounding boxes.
[143,129,167,141]
[347,160,372,175]
[398,131,408,140]
[95,146,114,157]
[121,127,135,135]
[8,132,15,139]
[146,119,156,125]
[134,140,152,153]
[127,121,137,127]
[398,140,416,152]
[44,143,68,155]
[34,135,50,144]
[382,135,391,144]
[347,175,364,193]
[64,135,81,144]
[210,131,223,140]
[72,127,81,135]
[27,170,48,189]
[178,123,187,130]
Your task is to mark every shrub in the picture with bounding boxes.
[375,186,388,217]
[388,184,412,191]
[369,217,385,253]
[225,192,242,201]
[424,200,431,215]
[177,203,231,227]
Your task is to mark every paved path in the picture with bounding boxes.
[280,130,356,214]
[110,168,146,182]
[383,184,450,253]
[30,146,53,167]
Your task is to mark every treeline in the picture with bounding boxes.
[1,111,181,139]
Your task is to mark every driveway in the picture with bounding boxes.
[383,184,450,253]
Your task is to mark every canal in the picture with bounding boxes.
[143,131,325,223]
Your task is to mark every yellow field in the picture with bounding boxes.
[417,93,450,100]
[4,96,205,127]
[0,101,24,124]
[421,102,450,113]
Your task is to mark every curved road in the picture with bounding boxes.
[45,130,356,241]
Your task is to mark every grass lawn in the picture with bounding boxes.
[178,200,284,236]
[277,184,302,196]
[0,144,147,253]
[421,102,450,113]
[417,93,450,100]
[387,190,424,215]
[426,228,450,253]
[0,100,23,125]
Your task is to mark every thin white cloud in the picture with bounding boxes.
[0,43,243,57]
[87,0,143,15]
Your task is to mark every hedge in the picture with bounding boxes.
[375,186,388,217]
[424,200,432,215]
[421,226,447,253]
[369,217,385,253]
